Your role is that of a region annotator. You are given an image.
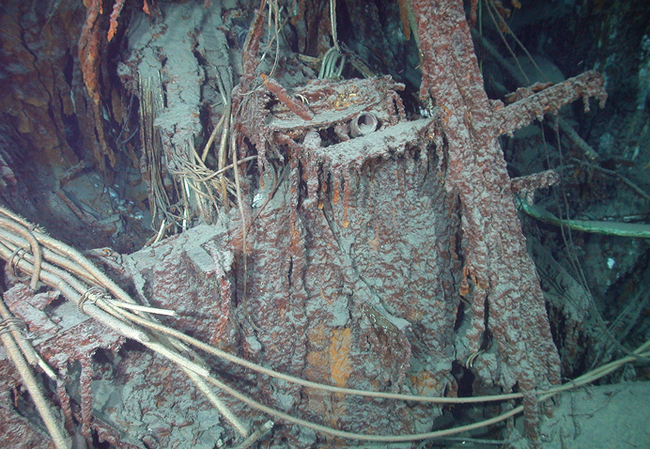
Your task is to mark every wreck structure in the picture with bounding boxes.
[0,0,628,448]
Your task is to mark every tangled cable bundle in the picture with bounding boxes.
[1,204,649,447]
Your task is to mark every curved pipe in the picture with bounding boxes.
[350,113,379,137]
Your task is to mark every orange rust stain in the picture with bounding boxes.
[329,328,352,388]
[307,320,329,348]
[304,324,330,383]
[409,370,445,396]
[306,351,329,378]
[368,234,379,252]
[342,177,351,228]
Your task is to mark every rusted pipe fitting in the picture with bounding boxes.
[350,112,379,137]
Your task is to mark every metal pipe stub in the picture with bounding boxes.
[350,112,379,137]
